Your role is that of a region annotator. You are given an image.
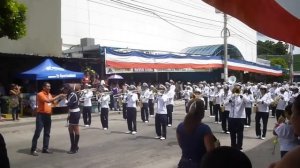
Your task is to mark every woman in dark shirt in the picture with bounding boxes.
[176,99,215,168]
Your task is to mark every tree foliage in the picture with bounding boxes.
[0,0,27,40]
[270,57,288,69]
[257,40,289,55]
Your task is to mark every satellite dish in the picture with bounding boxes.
[228,76,237,84]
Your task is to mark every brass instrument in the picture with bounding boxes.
[270,95,281,108]
[220,104,225,112]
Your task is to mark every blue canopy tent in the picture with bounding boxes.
[18,58,84,116]
[19,58,84,80]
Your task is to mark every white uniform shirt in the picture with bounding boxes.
[82,90,93,107]
[276,91,289,110]
[156,94,168,114]
[203,86,210,97]
[244,94,255,108]
[141,89,151,103]
[166,90,175,105]
[257,92,273,113]
[149,90,155,100]
[126,92,138,108]
[99,94,110,108]
[221,91,232,111]
[214,90,223,105]
[225,94,248,118]
[275,123,298,151]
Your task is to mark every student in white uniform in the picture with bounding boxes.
[155,85,168,140]
[275,88,289,121]
[148,85,155,117]
[125,85,139,135]
[98,88,110,130]
[140,83,150,122]
[255,85,273,140]
[166,82,175,127]
[80,85,93,127]
[225,85,249,150]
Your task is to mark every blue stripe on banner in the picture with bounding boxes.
[105,47,221,60]
[228,58,282,71]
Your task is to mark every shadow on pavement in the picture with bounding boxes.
[245,139,280,168]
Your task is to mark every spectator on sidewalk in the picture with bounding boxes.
[9,84,21,121]
[201,146,252,168]
[0,133,10,168]
[269,94,300,168]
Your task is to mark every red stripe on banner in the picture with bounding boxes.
[228,65,282,76]
[106,60,223,69]
[203,0,300,46]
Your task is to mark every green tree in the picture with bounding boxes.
[257,40,288,55]
[0,0,27,40]
[270,57,288,69]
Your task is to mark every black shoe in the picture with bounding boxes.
[31,150,39,156]
[67,147,78,154]
[42,149,53,154]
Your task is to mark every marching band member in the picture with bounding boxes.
[275,88,289,121]
[125,85,139,135]
[221,85,231,134]
[80,84,93,127]
[288,87,299,105]
[244,88,255,127]
[148,85,155,117]
[98,88,110,130]
[208,84,215,117]
[226,84,249,150]
[62,84,81,154]
[270,83,279,118]
[182,83,193,114]
[202,83,210,111]
[154,84,168,140]
[212,85,223,123]
[166,82,175,127]
[121,84,129,120]
[255,85,273,140]
[140,83,150,123]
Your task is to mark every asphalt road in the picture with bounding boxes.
[1,101,280,168]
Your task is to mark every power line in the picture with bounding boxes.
[109,0,222,38]
[88,0,221,31]
[130,0,224,24]
[111,0,223,28]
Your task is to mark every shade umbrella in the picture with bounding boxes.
[107,74,124,80]
[202,0,300,47]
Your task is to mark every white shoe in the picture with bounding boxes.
[226,131,230,134]
[160,137,166,140]
[85,125,90,127]
[154,136,160,139]
[131,131,137,135]
[103,128,108,130]
[125,131,131,134]
[210,115,215,118]
[214,122,218,124]
[168,124,172,127]
[244,125,250,128]
[150,115,154,117]
[145,121,149,123]
[257,136,261,139]
[261,137,265,140]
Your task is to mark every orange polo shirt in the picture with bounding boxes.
[37,90,53,114]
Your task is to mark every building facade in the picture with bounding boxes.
[0,0,257,61]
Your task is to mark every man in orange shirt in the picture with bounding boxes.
[30,82,65,156]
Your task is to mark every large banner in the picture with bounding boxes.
[105,48,282,76]
[105,67,210,74]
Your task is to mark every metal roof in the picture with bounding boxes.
[181,44,244,60]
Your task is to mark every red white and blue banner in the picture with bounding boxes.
[105,48,282,76]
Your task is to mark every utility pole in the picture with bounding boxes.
[223,13,228,82]
[289,44,294,83]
